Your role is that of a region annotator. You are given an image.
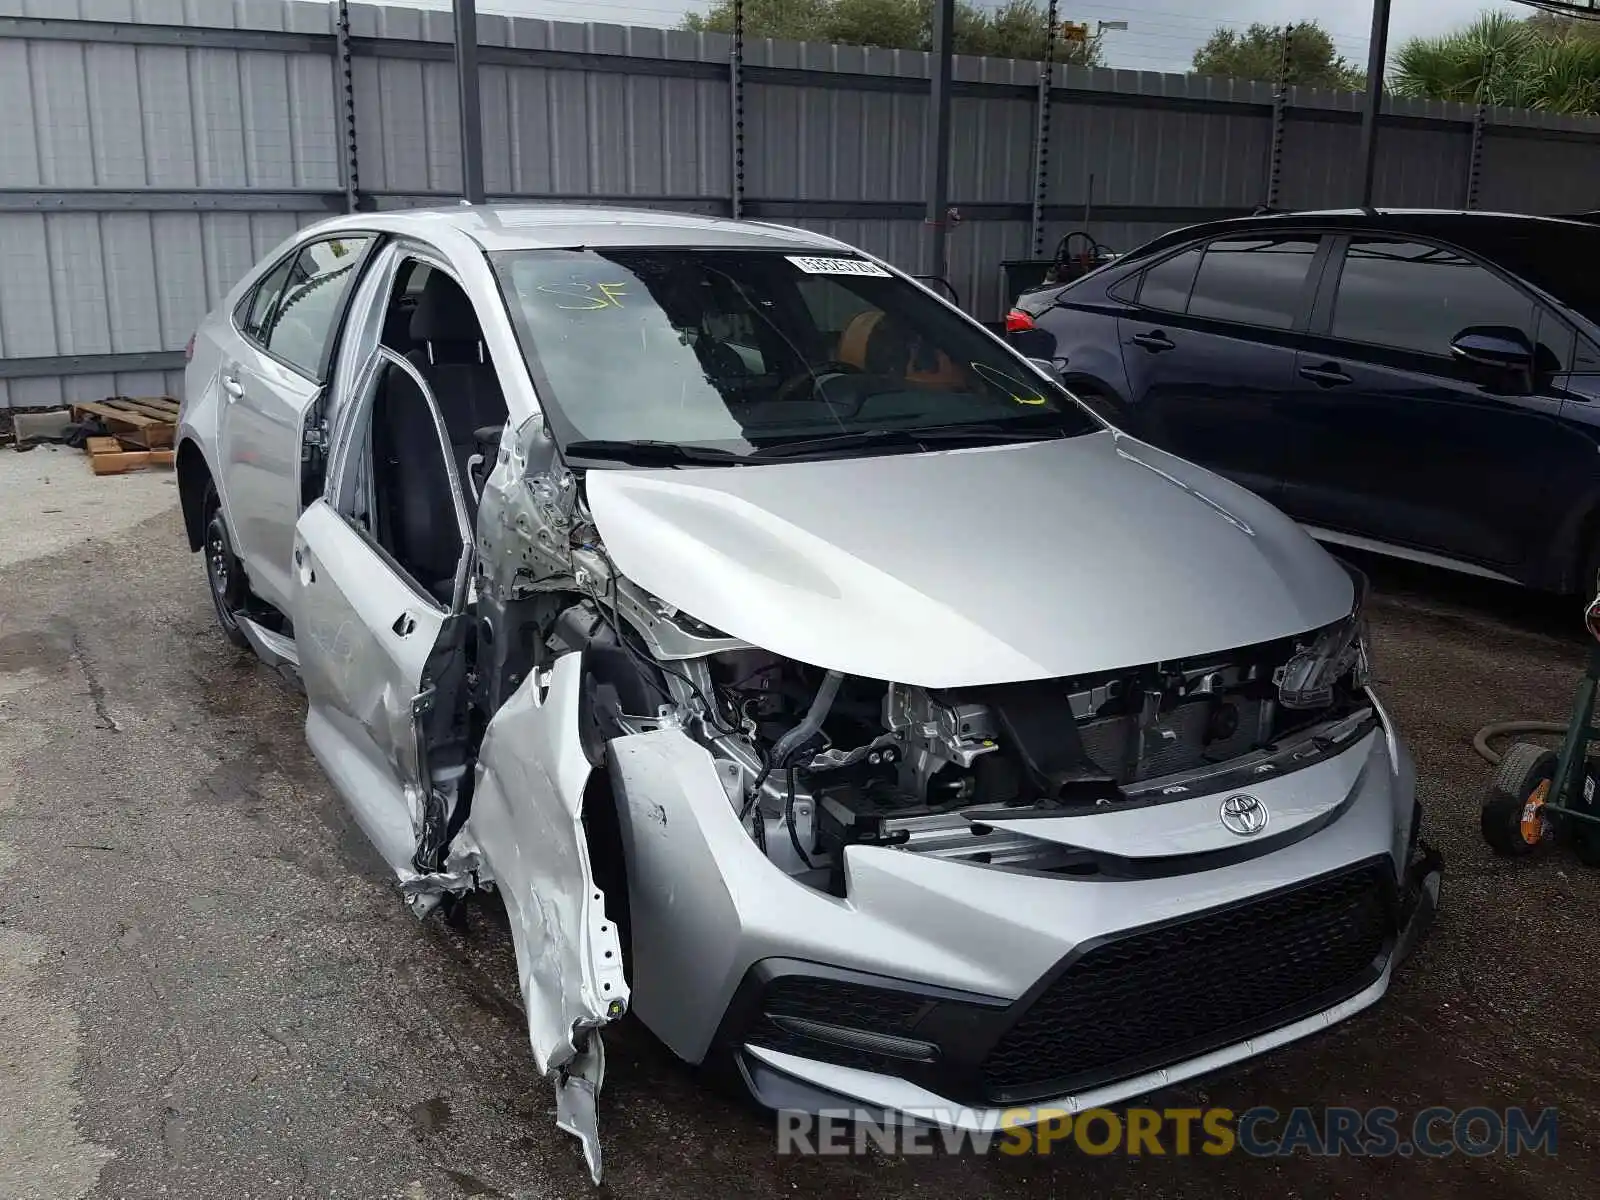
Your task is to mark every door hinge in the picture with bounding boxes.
[302,419,329,455]
[411,684,436,719]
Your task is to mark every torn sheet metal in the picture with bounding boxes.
[467,649,628,1177]
[555,1034,606,1184]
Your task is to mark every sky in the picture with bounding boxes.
[372,0,1540,74]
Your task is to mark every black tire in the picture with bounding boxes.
[1481,742,1557,856]
[202,484,250,649]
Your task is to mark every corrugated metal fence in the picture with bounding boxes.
[4,0,1600,409]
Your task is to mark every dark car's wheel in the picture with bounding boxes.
[202,485,250,649]
[1481,742,1556,856]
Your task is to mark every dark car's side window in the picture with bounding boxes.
[260,236,373,379]
[1137,246,1203,313]
[1535,307,1576,373]
[1185,236,1321,329]
[1330,239,1536,358]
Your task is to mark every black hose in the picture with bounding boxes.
[1472,720,1569,766]
[785,765,814,871]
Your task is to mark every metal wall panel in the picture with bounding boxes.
[4,2,1600,408]
[1477,129,1600,214]
[0,209,322,378]
[1278,116,1473,210]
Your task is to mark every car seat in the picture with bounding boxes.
[404,272,511,508]
[372,365,464,605]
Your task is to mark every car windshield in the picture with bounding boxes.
[490,247,1097,461]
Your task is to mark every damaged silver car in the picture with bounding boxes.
[177,205,1441,1182]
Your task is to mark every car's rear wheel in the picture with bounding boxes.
[202,485,250,649]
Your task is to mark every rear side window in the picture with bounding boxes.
[1137,247,1202,313]
[1186,237,1321,329]
[1331,239,1535,358]
[237,257,295,342]
[233,236,371,380]
[253,235,373,379]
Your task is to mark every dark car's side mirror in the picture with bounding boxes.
[1450,326,1536,392]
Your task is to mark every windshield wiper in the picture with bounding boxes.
[751,420,1076,460]
[561,439,746,467]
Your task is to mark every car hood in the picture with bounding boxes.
[582,431,1353,688]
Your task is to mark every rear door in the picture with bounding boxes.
[1116,233,1327,503]
[1278,235,1590,568]
[220,234,373,612]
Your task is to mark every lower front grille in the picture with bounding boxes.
[980,860,1396,1103]
[747,975,940,1074]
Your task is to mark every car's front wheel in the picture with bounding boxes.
[202,485,250,649]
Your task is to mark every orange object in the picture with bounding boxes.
[835,311,966,389]
[1521,779,1550,845]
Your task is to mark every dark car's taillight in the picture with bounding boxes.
[1004,308,1036,332]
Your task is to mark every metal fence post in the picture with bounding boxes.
[453,0,485,204]
[1028,0,1059,257]
[730,0,745,220]
[1356,0,1392,207]
[1264,23,1293,210]
[1465,102,1486,209]
[924,0,955,279]
[335,0,360,212]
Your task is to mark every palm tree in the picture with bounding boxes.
[1392,11,1600,115]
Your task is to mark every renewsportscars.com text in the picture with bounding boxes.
[776,1105,1559,1159]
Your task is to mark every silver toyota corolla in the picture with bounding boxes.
[176,205,1441,1182]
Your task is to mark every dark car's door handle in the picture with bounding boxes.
[1299,363,1353,387]
[1130,330,1175,353]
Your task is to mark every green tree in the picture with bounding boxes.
[682,0,1105,66]
[1392,11,1600,115]
[1191,21,1365,90]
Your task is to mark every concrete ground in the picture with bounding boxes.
[1,442,1598,1199]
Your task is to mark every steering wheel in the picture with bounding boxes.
[774,360,866,405]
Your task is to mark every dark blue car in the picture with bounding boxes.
[1008,209,1600,594]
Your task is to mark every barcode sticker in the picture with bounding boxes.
[785,255,892,277]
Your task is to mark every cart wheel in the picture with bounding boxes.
[1482,742,1557,856]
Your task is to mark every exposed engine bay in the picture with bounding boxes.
[481,449,1376,899]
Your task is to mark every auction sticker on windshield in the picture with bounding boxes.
[786,255,892,277]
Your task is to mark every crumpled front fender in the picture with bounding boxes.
[467,650,628,1181]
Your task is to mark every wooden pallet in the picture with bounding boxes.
[82,435,175,475]
[70,396,179,450]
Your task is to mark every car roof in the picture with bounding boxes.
[1109,208,1600,321]
[1134,207,1600,257]
[314,203,848,254]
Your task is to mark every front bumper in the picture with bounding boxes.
[611,712,1435,1124]
[730,837,1441,1124]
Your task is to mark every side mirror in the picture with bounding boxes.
[1027,356,1063,380]
[1450,326,1536,391]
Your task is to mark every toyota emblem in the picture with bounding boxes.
[1220,793,1269,836]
